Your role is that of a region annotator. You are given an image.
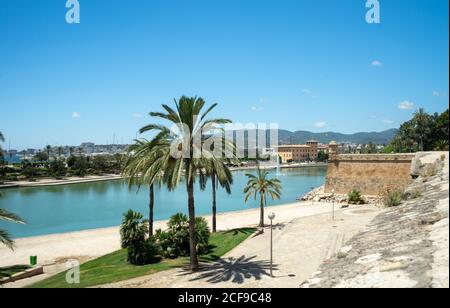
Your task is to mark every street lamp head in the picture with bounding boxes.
[268,212,276,220]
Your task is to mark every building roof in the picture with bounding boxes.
[306,140,319,143]
[276,145,311,149]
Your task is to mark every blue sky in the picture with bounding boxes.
[0,0,448,149]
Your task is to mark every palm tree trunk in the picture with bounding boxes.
[259,193,265,230]
[211,172,217,233]
[187,175,199,271]
[149,184,154,236]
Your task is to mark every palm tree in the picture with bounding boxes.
[204,155,234,233]
[413,108,432,152]
[244,166,282,231]
[0,194,26,250]
[0,131,4,163]
[122,138,169,236]
[46,145,52,163]
[139,96,232,271]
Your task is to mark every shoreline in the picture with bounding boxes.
[0,163,327,189]
[0,201,340,268]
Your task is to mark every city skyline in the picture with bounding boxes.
[0,0,448,149]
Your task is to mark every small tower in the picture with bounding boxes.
[329,141,339,160]
[306,140,319,161]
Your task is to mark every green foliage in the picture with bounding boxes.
[90,155,109,173]
[120,210,148,249]
[244,165,282,227]
[29,228,255,288]
[388,109,449,153]
[21,160,37,180]
[0,200,25,249]
[33,151,49,162]
[384,190,403,208]
[155,213,210,258]
[119,210,157,265]
[49,160,67,178]
[127,237,159,266]
[421,163,439,178]
[347,189,365,205]
[317,151,329,162]
[68,156,89,176]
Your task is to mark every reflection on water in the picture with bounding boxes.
[0,167,327,238]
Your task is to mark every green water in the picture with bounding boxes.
[0,167,326,238]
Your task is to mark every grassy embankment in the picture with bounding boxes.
[30,227,256,288]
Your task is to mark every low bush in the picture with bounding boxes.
[119,210,159,265]
[384,190,403,208]
[127,237,159,266]
[155,213,210,258]
[347,189,365,205]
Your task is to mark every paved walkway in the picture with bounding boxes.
[99,206,379,288]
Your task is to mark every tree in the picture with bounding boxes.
[387,109,448,153]
[57,146,64,158]
[412,108,433,151]
[21,160,37,180]
[0,192,26,250]
[49,159,67,179]
[69,156,88,176]
[365,142,377,154]
[91,155,109,173]
[122,138,169,236]
[33,151,49,163]
[244,165,282,230]
[138,96,232,271]
[317,150,329,162]
[0,132,5,183]
[204,157,234,233]
[0,131,4,162]
[45,145,52,162]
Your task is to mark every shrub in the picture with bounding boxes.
[347,189,365,205]
[407,188,423,200]
[384,190,403,208]
[49,160,67,179]
[155,213,210,258]
[119,210,160,265]
[421,163,439,178]
[127,237,159,265]
[120,210,148,249]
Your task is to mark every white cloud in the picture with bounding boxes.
[132,113,142,118]
[72,112,81,118]
[301,88,318,99]
[432,91,446,97]
[398,101,415,110]
[382,119,395,124]
[251,106,263,112]
[314,121,326,129]
[371,60,383,67]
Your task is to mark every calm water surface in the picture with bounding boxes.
[0,167,326,238]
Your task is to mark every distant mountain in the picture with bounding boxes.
[277,129,398,145]
[228,128,398,147]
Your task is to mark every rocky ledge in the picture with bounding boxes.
[300,186,382,205]
[301,152,449,288]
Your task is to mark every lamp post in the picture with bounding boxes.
[268,212,276,278]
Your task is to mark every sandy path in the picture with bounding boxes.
[0,202,335,269]
[100,205,379,288]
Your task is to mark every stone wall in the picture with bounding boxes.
[325,154,416,196]
[301,152,449,288]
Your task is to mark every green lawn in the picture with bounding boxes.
[29,227,256,288]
